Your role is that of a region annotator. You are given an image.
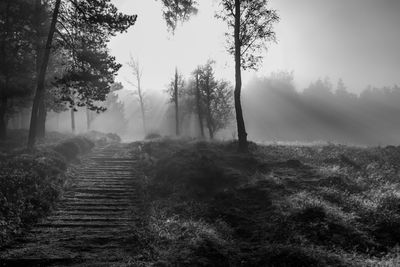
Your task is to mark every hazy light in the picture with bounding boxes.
[110,0,400,95]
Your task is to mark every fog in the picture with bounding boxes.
[5,0,400,146]
[80,0,400,146]
[109,0,400,92]
[243,72,400,145]
[4,1,400,264]
[7,70,396,147]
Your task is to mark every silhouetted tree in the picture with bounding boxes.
[27,0,61,148]
[167,68,185,136]
[127,57,147,135]
[217,0,279,151]
[89,82,127,134]
[303,78,333,99]
[196,61,234,139]
[0,0,37,139]
[34,0,52,139]
[36,42,69,138]
[193,67,205,138]
[198,61,216,139]
[336,78,347,95]
[27,0,136,147]
[182,62,234,139]
[209,80,234,137]
[159,0,198,32]
[96,82,124,131]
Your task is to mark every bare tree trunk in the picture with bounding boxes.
[195,71,204,138]
[139,99,146,135]
[206,102,214,139]
[28,0,62,148]
[128,58,147,136]
[37,100,46,139]
[35,0,46,140]
[204,75,214,139]
[137,74,146,135]
[234,0,248,152]
[174,68,180,136]
[22,109,30,129]
[19,111,23,129]
[86,107,91,131]
[0,2,10,140]
[56,112,60,131]
[71,108,75,133]
[14,115,19,129]
[0,97,7,140]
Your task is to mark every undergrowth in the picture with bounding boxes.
[126,139,400,266]
[0,134,94,247]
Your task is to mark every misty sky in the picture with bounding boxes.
[109,0,400,95]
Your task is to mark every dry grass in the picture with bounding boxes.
[124,139,400,266]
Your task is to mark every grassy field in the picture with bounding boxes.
[127,138,400,266]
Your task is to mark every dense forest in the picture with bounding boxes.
[2,0,398,147]
[0,0,136,147]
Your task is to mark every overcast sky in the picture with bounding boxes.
[109,0,400,94]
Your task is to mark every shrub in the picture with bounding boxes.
[83,130,121,144]
[53,140,80,161]
[52,137,94,161]
[106,133,121,143]
[145,132,162,140]
[0,136,93,247]
[0,151,66,246]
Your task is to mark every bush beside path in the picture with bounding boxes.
[0,136,95,249]
[0,142,146,266]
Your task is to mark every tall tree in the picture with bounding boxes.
[180,62,234,139]
[27,0,62,148]
[197,61,234,139]
[174,68,180,136]
[27,0,136,147]
[217,0,279,151]
[34,0,49,139]
[199,61,217,139]
[94,82,127,134]
[127,57,147,135]
[193,67,205,138]
[0,0,36,140]
[209,80,234,136]
[36,42,67,138]
[70,107,76,133]
[167,68,184,136]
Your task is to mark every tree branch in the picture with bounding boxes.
[54,28,75,51]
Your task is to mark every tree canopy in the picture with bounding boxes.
[159,0,198,32]
[217,0,279,70]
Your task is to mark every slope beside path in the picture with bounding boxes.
[0,144,142,266]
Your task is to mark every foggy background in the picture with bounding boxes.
[9,0,400,146]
